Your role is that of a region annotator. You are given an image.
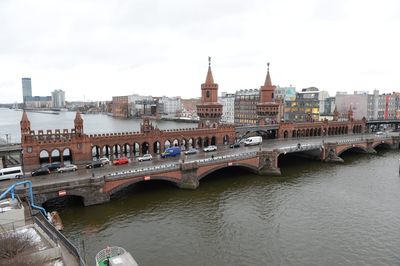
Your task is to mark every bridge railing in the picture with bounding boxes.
[104,152,259,180]
[277,144,322,153]
[192,151,258,165]
[105,163,181,180]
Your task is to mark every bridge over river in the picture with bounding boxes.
[3,133,399,208]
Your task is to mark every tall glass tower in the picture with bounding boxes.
[22,78,32,105]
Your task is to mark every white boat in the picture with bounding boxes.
[95,246,138,266]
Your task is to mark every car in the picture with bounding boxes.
[31,167,50,176]
[137,154,153,162]
[375,131,386,136]
[57,164,78,173]
[184,148,198,155]
[99,157,110,165]
[43,162,63,172]
[113,157,129,165]
[86,161,104,169]
[203,145,217,152]
[230,143,240,148]
[161,147,181,158]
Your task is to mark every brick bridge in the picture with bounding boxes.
[30,135,400,207]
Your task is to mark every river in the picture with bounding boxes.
[60,150,400,266]
[2,108,400,265]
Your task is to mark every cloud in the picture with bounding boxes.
[0,0,400,103]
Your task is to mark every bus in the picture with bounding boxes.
[0,166,24,181]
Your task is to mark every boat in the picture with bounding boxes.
[95,246,138,266]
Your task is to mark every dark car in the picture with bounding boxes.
[44,162,63,172]
[86,161,104,169]
[31,167,50,176]
[230,143,240,148]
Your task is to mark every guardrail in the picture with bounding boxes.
[105,151,259,180]
[33,212,86,266]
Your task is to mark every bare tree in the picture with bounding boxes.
[0,231,47,266]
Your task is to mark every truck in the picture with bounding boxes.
[243,136,262,146]
[161,146,181,158]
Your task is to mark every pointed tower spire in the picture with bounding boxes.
[197,57,222,128]
[20,110,31,135]
[348,104,353,121]
[333,105,339,121]
[257,62,280,125]
[74,111,84,134]
[264,62,272,86]
[205,56,214,85]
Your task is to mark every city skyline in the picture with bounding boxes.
[1,0,400,103]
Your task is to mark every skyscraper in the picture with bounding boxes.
[51,90,66,108]
[22,78,32,104]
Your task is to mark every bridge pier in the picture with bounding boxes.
[178,162,200,189]
[323,143,344,163]
[258,151,281,176]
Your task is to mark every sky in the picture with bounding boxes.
[0,0,400,103]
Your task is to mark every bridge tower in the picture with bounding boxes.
[20,110,31,137]
[196,57,223,128]
[256,63,280,125]
[348,105,354,121]
[74,111,83,135]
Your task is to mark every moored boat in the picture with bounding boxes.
[95,246,138,266]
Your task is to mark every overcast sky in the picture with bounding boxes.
[0,0,399,103]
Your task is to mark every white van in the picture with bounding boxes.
[0,166,24,181]
[244,136,262,146]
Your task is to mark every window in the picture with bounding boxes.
[206,91,210,98]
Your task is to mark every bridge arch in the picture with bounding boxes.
[112,144,121,158]
[211,136,217,145]
[92,145,101,158]
[142,142,150,154]
[337,145,368,156]
[62,148,72,163]
[107,177,180,196]
[172,139,179,147]
[133,142,140,157]
[164,140,171,150]
[42,195,85,210]
[196,137,203,148]
[204,137,210,147]
[198,164,258,181]
[103,145,111,158]
[153,141,161,154]
[39,149,50,164]
[372,142,392,149]
[122,143,130,157]
[223,135,229,144]
[50,149,61,163]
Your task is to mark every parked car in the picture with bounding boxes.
[375,131,386,136]
[99,157,110,165]
[86,161,104,169]
[203,145,217,152]
[184,148,198,155]
[57,164,78,173]
[161,147,181,158]
[137,154,153,162]
[230,142,240,148]
[113,157,129,165]
[43,162,63,172]
[31,167,50,176]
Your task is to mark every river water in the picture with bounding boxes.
[58,150,400,266]
[0,108,196,143]
[2,108,400,265]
